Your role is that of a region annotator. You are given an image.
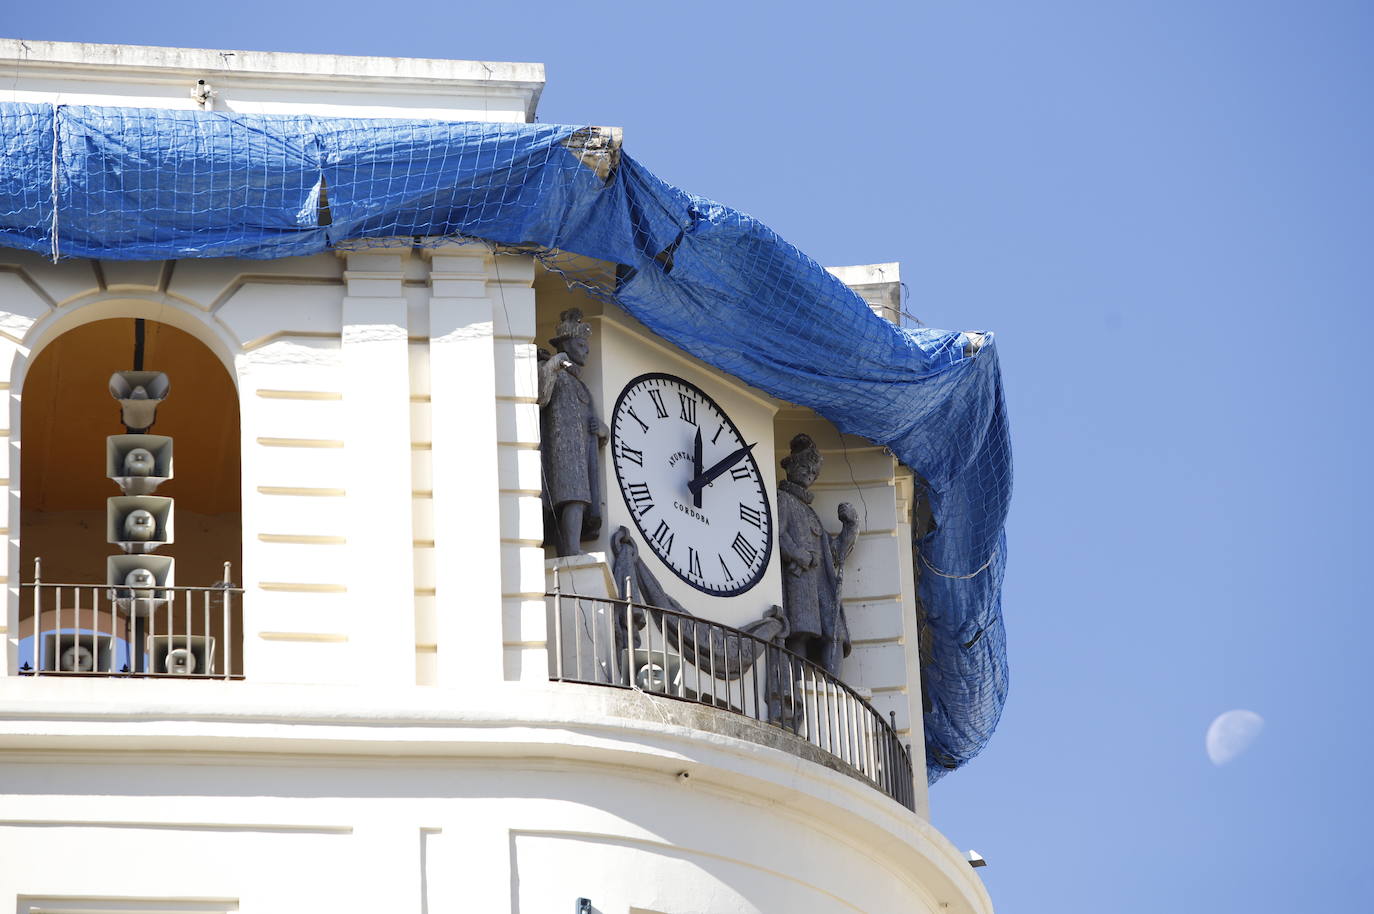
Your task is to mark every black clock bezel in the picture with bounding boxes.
[610,371,773,597]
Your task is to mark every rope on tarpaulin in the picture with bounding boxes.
[0,101,1012,783]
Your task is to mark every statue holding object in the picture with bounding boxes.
[539,309,609,556]
[777,433,859,677]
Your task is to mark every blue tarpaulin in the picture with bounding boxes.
[0,103,1010,783]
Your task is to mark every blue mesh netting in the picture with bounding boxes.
[0,102,1011,783]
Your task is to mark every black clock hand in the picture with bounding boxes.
[688,441,757,498]
[692,426,704,509]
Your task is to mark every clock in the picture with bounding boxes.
[610,372,773,596]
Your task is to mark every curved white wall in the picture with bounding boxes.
[0,678,991,914]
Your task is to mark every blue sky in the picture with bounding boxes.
[7,2,1371,910]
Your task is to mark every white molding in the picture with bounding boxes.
[0,678,990,914]
[0,39,543,87]
[1,39,544,121]
[18,899,239,914]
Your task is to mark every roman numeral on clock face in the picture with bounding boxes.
[731,532,760,566]
[678,392,697,425]
[651,519,674,553]
[688,547,702,578]
[625,407,649,434]
[730,530,763,566]
[739,503,763,529]
[730,465,752,481]
[619,444,644,466]
[626,482,654,516]
[648,388,669,419]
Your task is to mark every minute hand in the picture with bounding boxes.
[688,442,757,497]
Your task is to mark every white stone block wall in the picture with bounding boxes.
[0,244,543,690]
[485,257,549,682]
[409,332,437,684]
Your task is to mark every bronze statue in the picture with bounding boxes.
[539,309,608,556]
[777,433,859,677]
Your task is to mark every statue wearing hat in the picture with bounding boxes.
[539,309,609,556]
[777,433,859,676]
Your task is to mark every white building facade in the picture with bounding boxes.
[0,41,993,914]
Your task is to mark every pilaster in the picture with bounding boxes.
[423,244,516,686]
[895,471,932,818]
[1,263,51,677]
[339,248,416,685]
[2,350,21,678]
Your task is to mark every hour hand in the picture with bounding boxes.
[688,441,756,498]
[692,427,704,508]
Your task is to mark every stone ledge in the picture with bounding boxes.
[0,677,988,914]
[0,39,544,90]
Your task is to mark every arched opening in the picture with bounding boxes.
[18,318,242,677]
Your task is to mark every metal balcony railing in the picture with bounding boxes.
[547,588,916,811]
[18,560,243,680]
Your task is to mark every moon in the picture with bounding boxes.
[1206,710,1264,766]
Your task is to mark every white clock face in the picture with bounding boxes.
[611,373,773,596]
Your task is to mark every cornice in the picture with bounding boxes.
[0,677,990,913]
[0,38,546,121]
